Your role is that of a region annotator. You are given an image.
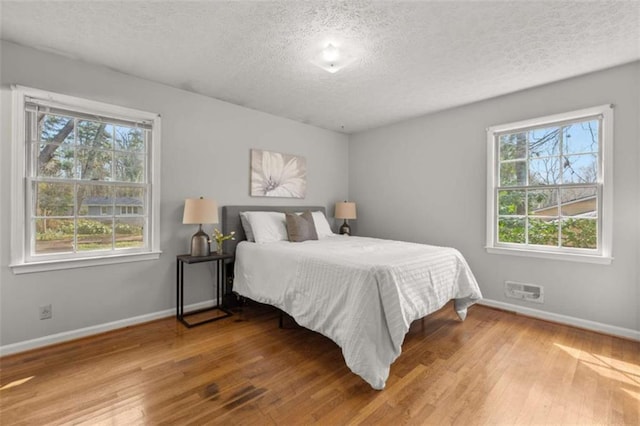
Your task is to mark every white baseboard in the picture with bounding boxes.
[478,298,640,341]
[0,299,216,357]
[3,298,637,356]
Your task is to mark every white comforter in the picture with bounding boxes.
[233,236,482,389]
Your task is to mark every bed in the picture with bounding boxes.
[222,205,482,390]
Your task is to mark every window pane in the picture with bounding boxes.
[77,148,113,180]
[528,218,559,246]
[77,218,113,252]
[498,217,525,243]
[35,218,74,254]
[528,189,558,216]
[499,132,526,161]
[39,114,74,146]
[114,152,145,182]
[36,143,75,178]
[564,120,598,154]
[77,120,113,150]
[529,127,560,158]
[529,157,559,185]
[115,187,145,216]
[78,184,113,216]
[500,161,526,186]
[115,217,144,249]
[560,187,597,217]
[561,218,597,249]
[498,190,525,215]
[115,126,145,152]
[37,114,75,178]
[562,154,597,184]
[35,182,74,216]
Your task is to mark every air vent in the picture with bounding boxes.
[505,281,544,304]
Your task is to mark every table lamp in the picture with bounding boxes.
[335,201,357,235]
[183,197,218,256]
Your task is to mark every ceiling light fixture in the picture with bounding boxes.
[323,44,339,62]
[310,42,355,74]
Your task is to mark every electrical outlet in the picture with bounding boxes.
[39,304,52,320]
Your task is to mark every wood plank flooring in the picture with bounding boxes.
[1,302,638,425]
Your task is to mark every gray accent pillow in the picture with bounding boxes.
[285,211,318,242]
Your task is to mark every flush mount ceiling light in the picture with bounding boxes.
[323,43,339,62]
[310,43,356,74]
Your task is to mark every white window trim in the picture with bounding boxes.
[10,85,162,274]
[486,104,613,265]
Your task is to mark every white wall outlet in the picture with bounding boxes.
[39,304,52,320]
[505,281,544,304]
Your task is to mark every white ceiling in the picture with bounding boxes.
[1,1,639,134]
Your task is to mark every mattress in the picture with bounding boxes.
[233,235,482,389]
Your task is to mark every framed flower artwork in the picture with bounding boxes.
[250,149,307,198]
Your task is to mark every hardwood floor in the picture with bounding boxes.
[1,302,638,425]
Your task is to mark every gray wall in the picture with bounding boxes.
[1,39,637,351]
[0,41,349,347]
[349,61,639,333]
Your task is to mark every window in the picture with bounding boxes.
[120,206,140,215]
[486,105,613,264]
[11,86,162,273]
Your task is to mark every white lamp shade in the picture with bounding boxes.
[335,201,357,220]
[182,198,219,224]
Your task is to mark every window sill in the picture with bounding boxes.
[485,246,612,265]
[10,251,162,274]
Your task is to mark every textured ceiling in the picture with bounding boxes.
[1,1,639,133]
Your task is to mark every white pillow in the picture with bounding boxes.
[243,211,288,243]
[239,212,255,242]
[311,211,334,238]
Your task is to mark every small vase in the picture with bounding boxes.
[215,240,224,255]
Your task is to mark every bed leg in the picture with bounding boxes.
[454,299,469,321]
[456,307,468,321]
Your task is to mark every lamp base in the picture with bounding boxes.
[339,220,351,236]
[190,227,210,257]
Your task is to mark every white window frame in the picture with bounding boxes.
[10,85,162,274]
[486,105,613,264]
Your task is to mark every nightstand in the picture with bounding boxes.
[176,253,233,327]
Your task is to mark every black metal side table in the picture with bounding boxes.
[176,253,233,327]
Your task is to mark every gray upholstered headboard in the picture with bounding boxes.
[221,205,326,258]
